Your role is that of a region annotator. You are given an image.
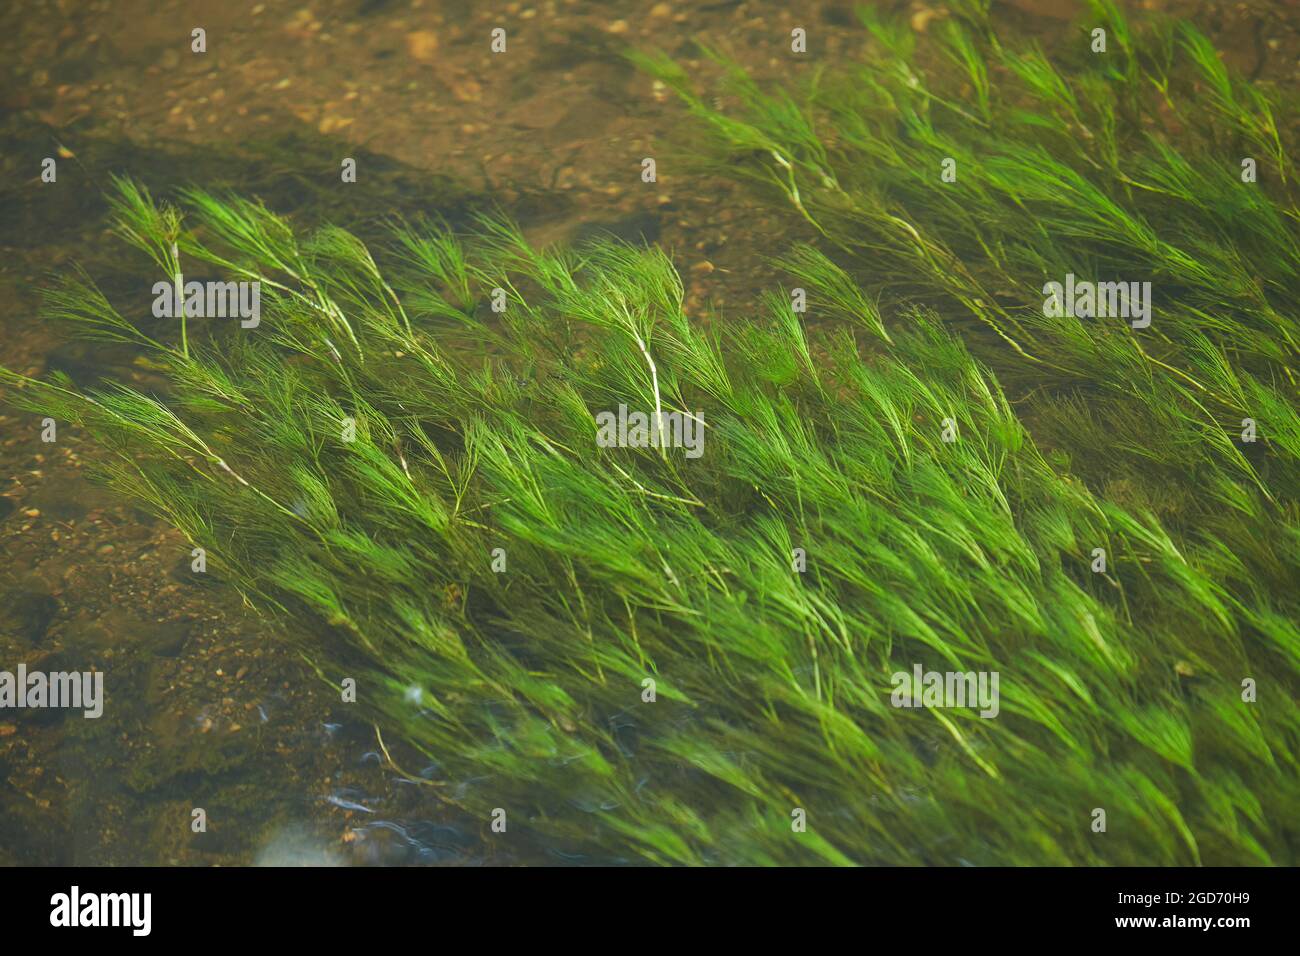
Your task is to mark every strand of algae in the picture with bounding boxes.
[2,3,1298,864]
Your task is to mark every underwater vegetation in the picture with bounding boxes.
[3,1,1299,865]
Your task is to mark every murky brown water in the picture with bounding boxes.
[2,0,1297,865]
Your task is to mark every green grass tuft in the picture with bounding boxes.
[4,5,1299,865]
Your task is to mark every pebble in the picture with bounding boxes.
[450,77,482,102]
[911,8,943,33]
[406,30,439,63]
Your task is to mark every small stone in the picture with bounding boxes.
[911,8,943,32]
[450,76,482,102]
[406,30,439,63]
[318,115,354,134]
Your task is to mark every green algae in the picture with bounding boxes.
[2,2,1298,865]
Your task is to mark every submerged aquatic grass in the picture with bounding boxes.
[635,2,1300,509]
[3,3,1299,865]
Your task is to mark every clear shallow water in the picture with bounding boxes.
[1,0,1294,865]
